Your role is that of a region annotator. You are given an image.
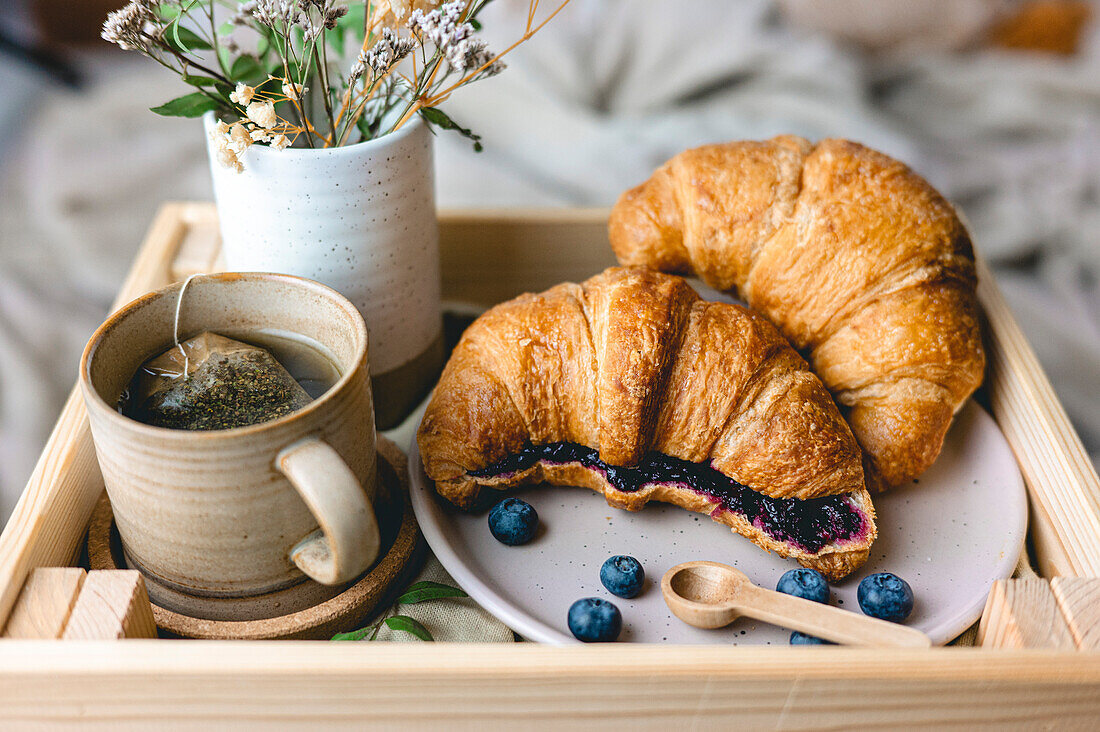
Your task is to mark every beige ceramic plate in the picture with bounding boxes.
[409,400,1027,645]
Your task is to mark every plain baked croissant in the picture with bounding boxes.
[609,136,985,491]
[418,266,877,580]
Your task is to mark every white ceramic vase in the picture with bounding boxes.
[203,113,443,427]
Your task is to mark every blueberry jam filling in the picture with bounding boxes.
[470,442,866,553]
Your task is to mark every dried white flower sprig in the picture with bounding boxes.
[102,0,572,170]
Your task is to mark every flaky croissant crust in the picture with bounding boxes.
[417,267,875,579]
[418,266,865,502]
[609,136,985,491]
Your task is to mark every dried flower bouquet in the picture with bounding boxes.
[102,0,570,170]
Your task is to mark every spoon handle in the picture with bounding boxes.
[739,585,931,648]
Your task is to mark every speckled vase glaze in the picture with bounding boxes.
[80,273,380,610]
[204,113,443,428]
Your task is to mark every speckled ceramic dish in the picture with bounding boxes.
[410,400,1027,645]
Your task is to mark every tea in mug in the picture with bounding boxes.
[119,331,341,430]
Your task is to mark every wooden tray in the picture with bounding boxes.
[1,203,1099,728]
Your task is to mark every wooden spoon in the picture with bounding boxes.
[661,561,931,648]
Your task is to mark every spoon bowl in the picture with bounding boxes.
[662,560,932,648]
[664,561,750,628]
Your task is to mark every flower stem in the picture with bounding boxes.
[206,1,231,78]
[142,30,231,84]
[314,37,337,145]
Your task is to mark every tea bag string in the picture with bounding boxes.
[173,273,202,375]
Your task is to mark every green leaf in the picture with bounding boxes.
[165,24,213,54]
[469,18,482,30]
[418,106,483,152]
[355,113,373,143]
[396,581,468,605]
[150,92,218,118]
[230,55,266,85]
[384,615,433,641]
[182,74,220,87]
[218,45,233,76]
[219,21,236,36]
[158,5,180,20]
[330,626,374,641]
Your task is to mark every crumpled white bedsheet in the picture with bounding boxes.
[1,0,1098,520]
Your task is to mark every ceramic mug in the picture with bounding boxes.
[79,273,380,599]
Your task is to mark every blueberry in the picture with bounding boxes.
[857,572,915,622]
[487,497,538,545]
[600,555,645,598]
[776,568,830,604]
[567,598,622,642]
[790,631,833,645]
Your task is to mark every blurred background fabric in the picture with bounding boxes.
[0,0,1098,519]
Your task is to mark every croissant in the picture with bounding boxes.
[609,136,985,491]
[418,267,877,580]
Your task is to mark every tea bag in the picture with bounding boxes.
[123,332,313,430]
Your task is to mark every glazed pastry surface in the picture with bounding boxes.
[418,267,876,579]
[609,136,985,491]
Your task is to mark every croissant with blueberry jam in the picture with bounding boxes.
[417,267,877,580]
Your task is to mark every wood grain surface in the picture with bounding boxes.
[1051,577,1100,650]
[2,567,85,639]
[977,578,1076,649]
[975,253,1100,577]
[1,643,1099,729]
[3,568,158,640]
[61,571,157,640]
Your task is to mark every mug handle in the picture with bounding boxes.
[277,437,381,585]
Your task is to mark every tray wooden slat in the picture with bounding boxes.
[60,570,157,641]
[975,255,1100,576]
[976,578,1077,649]
[1,643,1100,728]
[3,567,85,639]
[1051,577,1100,649]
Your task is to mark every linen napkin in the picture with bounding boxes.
[371,556,515,643]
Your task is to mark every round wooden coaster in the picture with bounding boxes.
[87,435,423,640]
